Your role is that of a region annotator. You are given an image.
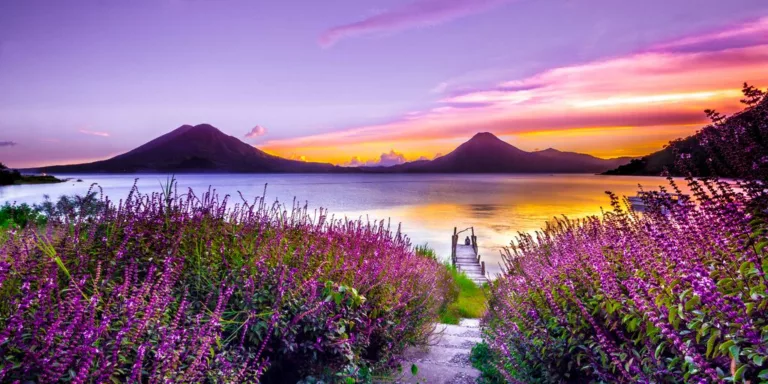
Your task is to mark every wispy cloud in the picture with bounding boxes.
[0,141,17,147]
[651,17,768,53]
[319,0,513,47]
[78,129,110,137]
[245,125,267,138]
[268,17,768,161]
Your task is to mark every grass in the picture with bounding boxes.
[413,244,487,325]
[470,342,507,383]
[438,265,487,324]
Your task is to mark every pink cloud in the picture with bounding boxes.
[245,125,267,138]
[319,0,513,47]
[78,129,110,137]
[267,18,768,153]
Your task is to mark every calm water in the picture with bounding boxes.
[0,174,688,276]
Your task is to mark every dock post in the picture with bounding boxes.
[481,261,486,276]
[451,227,458,266]
[470,227,478,255]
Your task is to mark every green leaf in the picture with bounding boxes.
[719,340,735,353]
[706,332,718,358]
[734,364,747,381]
[759,369,768,380]
[685,295,700,311]
[345,378,355,384]
[756,240,768,253]
[411,364,418,376]
[729,345,741,359]
[753,355,765,366]
[740,262,754,277]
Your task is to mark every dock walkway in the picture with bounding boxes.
[451,227,488,285]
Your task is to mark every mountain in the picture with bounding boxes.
[375,132,634,173]
[31,126,634,174]
[35,124,338,173]
[531,148,633,171]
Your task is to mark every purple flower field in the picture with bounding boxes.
[0,184,452,382]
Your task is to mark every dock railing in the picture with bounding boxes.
[450,226,488,283]
[451,226,479,267]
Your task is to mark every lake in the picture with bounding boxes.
[0,174,688,276]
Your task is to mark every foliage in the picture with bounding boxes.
[33,190,106,221]
[692,83,768,206]
[439,265,486,324]
[470,342,507,384]
[414,243,437,260]
[0,189,106,231]
[483,178,768,383]
[0,166,21,186]
[0,203,47,229]
[0,184,452,383]
[0,163,63,186]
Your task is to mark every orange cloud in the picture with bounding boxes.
[265,17,768,163]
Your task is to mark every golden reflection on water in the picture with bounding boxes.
[342,175,693,277]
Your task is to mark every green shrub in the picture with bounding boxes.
[470,342,507,383]
[0,203,47,229]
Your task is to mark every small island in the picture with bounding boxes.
[0,162,65,186]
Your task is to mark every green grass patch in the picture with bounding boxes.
[438,265,487,324]
[470,342,507,383]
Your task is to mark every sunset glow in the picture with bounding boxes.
[263,18,768,164]
[1,2,767,167]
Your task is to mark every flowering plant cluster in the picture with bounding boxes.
[0,184,451,382]
[484,177,768,383]
[483,86,768,383]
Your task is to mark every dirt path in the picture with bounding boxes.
[393,319,482,383]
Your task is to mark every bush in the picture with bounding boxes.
[0,203,47,229]
[0,168,21,186]
[470,342,507,384]
[0,185,451,382]
[34,190,106,221]
[483,178,768,383]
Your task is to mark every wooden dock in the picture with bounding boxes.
[451,227,488,285]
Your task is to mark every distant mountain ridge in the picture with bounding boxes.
[376,132,633,173]
[31,126,634,174]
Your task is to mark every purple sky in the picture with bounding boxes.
[1,0,767,167]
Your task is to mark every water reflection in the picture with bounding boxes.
[1,174,690,277]
[468,204,499,218]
